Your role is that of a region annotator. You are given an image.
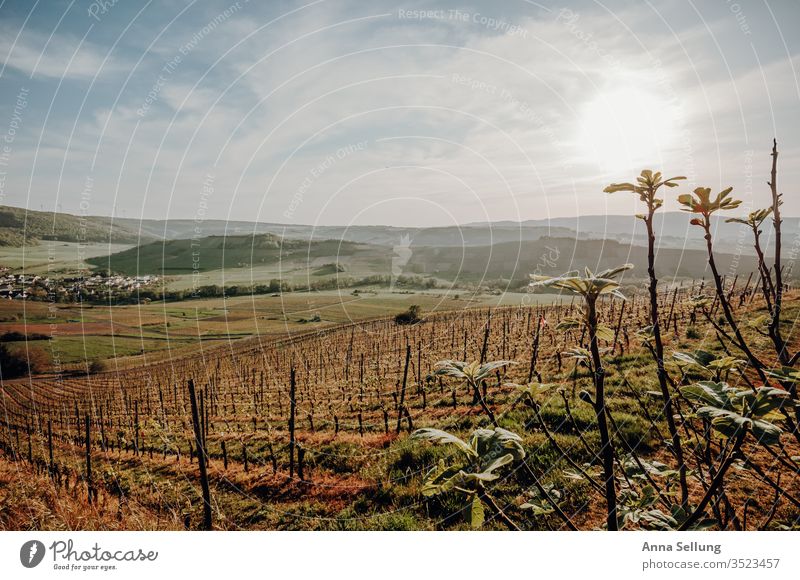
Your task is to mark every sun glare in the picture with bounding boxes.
[578,87,677,175]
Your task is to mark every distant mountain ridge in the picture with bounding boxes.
[467,213,800,254]
[87,230,760,287]
[2,204,795,256]
[111,212,796,255]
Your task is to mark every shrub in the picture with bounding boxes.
[0,331,51,342]
[0,344,49,378]
[394,305,422,325]
[89,359,109,373]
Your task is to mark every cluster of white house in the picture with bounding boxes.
[0,270,158,300]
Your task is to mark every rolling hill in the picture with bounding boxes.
[91,231,761,287]
[0,205,153,246]
[4,203,796,256]
[86,234,375,275]
[114,212,800,255]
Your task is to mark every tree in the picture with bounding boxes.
[89,359,109,374]
[678,381,787,529]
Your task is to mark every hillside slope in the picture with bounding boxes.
[93,233,761,285]
[86,234,374,275]
[117,212,800,254]
[0,205,153,246]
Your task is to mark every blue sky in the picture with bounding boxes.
[0,0,798,227]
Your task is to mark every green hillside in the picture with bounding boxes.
[93,232,756,286]
[0,205,149,246]
[87,234,371,275]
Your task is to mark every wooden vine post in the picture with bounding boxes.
[84,414,93,505]
[188,379,212,530]
[289,367,297,478]
[396,343,411,433]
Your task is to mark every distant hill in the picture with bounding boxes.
[0,204,790,287]
[112,217,569,248]
[92,232,762,287]
[115,212,799,255]
[86,234,373,275]
[407,237,760,284]
[0,205,152,246]
[4,204,795,256]
[469,213,800,255]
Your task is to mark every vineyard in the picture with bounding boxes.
[0,278,798,530]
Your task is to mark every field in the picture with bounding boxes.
[1,280,798,531]
[0,242,133,275]
[0,289,559,371]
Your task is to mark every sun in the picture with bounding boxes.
[578,87,677,175]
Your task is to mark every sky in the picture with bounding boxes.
[0,0,798,228]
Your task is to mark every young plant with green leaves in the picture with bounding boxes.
[678,187,768,382]
[605,169,689,506]
[678,381,789,529]
[433,360,514,426]
[726,208,775,313]
[617,484,681,531]
[411,426,525,529]
[681,381,787,445]
[530,264,633,531]
[728,143,800,437]
[672,350,746,383]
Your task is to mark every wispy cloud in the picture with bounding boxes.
[0,23,122,80]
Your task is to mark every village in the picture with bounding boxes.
[0,267,159,301]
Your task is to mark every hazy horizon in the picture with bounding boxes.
[6,201,800,230]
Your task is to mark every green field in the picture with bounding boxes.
[0,241,133,274]
[86,234,378,275]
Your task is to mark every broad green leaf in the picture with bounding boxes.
[479,453,514,476]
[595,263,634,279]
[475,360,515,381]
[595,324,615,341]
[472,428,526,466]
[696,406,782,446]
[767,367,800,383]
[604,182,638,194]
[411,428,477,457]
[468,495,485,528]
[681,381,732,408]
[420,460,464,496]
[733,386,791,417]
[672,350,717,368]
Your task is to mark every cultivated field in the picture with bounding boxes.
[0,290,559,371]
